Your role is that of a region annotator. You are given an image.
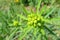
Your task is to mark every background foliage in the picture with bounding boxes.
[0,0,60,40]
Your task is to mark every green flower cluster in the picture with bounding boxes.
[13,20,19,26]
[27,14,44,27]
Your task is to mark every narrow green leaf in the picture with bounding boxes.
[41,29,45,36]
[6,36,9,40]
[40,5,47,15]
[45,7,57,18]
[44,26,56,36]
[18,26,33,40]
[44,35,48,40]
[33,28,39,37]
[36,0,42,14]
[50,17,60,26]
[17,14,27,20]
[9,28,18,40]
[36,34,41,40]
[21,5,29,15]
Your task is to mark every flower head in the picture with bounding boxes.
[13,21,18,26]
[14,0,19,3]
[27,14,44,27]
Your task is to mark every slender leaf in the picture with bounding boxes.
[36,0,42,14]
[45,7,57,18]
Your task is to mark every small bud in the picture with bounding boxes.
[28,18,31,21]
[13,21,18,26]
[34,20,37,23]
[14,0,19,3]
[38,23,41,26]
[37,18,40,20]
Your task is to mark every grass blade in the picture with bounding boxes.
[21,5,29,15]
[9,28,18,40]
[45,7,56,18]
[18,26,33,40]
[36,0,42,14]
[36,34,41,40]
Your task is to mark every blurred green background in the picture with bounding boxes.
[0,0,60,40]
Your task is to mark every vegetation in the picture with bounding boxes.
[0,0,60,40]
